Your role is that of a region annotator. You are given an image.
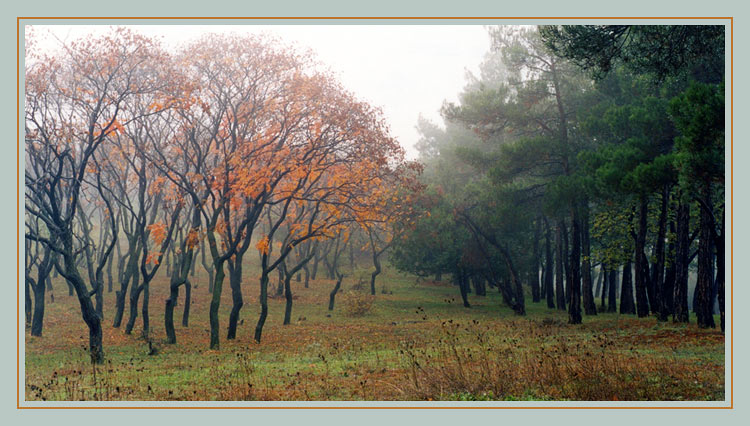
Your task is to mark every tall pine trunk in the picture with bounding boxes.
[568,209,582,324]
[581,205,596,315]
[695,184,716,328]
[620,260,636,315]
[651,186,669,319]
[544,218,555,309]
[555,222,566,311]
[673,200,691,323]
[634,197,650,317]
[530,218,541,303]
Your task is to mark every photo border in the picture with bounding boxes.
[16,16,734,410]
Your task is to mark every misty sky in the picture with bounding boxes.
[28,25,493,159]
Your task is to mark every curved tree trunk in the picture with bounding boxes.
[124,283,144,335]
[25,277,33,327]
[30,278,45,336]
[182,279,191,327]
[328,273,343,311]
[209,262,226,349]
[113,255,137,328]
[254,272,269,342]
[370,257,381,296]
[62,244,103,363]
[226,259,244,340]
[164,284,179,344]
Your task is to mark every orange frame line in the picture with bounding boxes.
[16,16,734,410]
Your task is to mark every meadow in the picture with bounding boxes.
[24,264,725,402]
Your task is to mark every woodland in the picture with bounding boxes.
[24,25,726,402]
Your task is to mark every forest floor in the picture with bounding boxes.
[24,265,725,402]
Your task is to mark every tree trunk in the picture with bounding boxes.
[607,267,618,313]
[472,275,487,296]
[634,197,650,317]
[555,222,566,311]
[531,218,541,303]
[124,283,143,335]
[95,269,104,321]
[283,272,294,326]
[311,254,319,280]
[370,252,381,296]
[164,285,179,344]
[324,257,335,280]
[282,258,312,325]
[276,267,285,297]
[568,209,582,324]
[651,186,669,319]
[200,239,214,294]
[673,200,690,323]
[226,259,244,340]
[209,262,226,349]
[113,254,137,328]
[581,205,596,315]
[106,252,114,293]
[620,260,636,315]
[598,265,607,311]
[30,278,45,336]
[660,214,677,322]
[544,218,555,309]
[254,271,269,343]
[62,240,103,363]
[141,281,150,340]
[182,279,191,327]
[457,269,471,308]
[190,250,197,277]
[328,273,343,311]
[695,184,716,328]
[25,276,33,326]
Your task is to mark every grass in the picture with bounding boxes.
[24,264,725,401]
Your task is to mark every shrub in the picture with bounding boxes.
[343,291,375,317]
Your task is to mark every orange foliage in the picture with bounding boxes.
[147,222,167,246]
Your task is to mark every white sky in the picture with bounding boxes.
[27,25,493,159]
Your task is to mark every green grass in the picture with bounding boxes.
[24,264,725,401]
